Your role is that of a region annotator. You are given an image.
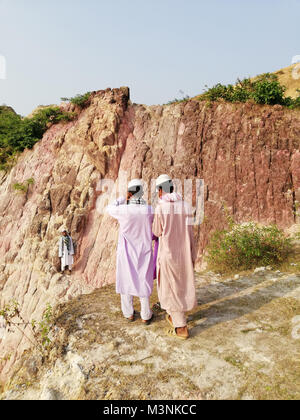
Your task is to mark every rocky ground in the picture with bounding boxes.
[1,267,300,401]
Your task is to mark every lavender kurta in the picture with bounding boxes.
[152,193,197,313]
[107,197,154,298]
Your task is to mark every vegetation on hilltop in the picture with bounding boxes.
[200,73,300,108]
[0,91,90,172]
[0,73,299,173]
[0,106,76,172]
[61,92,92,108]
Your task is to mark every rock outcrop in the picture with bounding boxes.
[0,87,300,384]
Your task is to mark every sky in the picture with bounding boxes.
[0,0,299,116]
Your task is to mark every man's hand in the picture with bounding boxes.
[127,191,133,202]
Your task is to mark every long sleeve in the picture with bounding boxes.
[106,196,126,220]
[152,207,163,238]
[189,224,197,266]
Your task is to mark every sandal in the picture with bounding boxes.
[127,316,135,323]
[126,310,137,323]
[166,327,189,340]
[142,314,154,326]
[166,314,174,328]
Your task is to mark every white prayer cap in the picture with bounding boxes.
[156,174,172,189]
[128,179,143,190]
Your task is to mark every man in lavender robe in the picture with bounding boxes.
[106,179,155,325]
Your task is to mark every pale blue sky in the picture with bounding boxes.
[0,0,299,115]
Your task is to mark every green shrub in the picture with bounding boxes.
[206,222,293,273]
[231,79,253,102]
[202,83,236,102]
[251,73,286,105]
[61,92,92,108]
[0,106,76,172]
[201,73,300,108]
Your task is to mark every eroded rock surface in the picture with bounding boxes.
[0,88,300,384]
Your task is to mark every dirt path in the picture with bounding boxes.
[2,270,300,400]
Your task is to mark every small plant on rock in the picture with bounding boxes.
[0,301,54,353]
[13,178,35,194]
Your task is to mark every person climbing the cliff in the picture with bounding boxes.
[59,228,75,275]
[106,179,156,325]
[152,174,197,340]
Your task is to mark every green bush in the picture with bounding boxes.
[201,73,300,108]
[61,92,92,108]
[202,83,236,102]
[206,222,293,273]
[251,73,286,105]
[0,106,76,171]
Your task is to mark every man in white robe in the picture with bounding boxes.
[59,229,75,274]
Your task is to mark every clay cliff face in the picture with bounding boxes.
[0,88,300,382]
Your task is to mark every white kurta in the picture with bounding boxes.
[59,236,74,270]
[106,197,154,298]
